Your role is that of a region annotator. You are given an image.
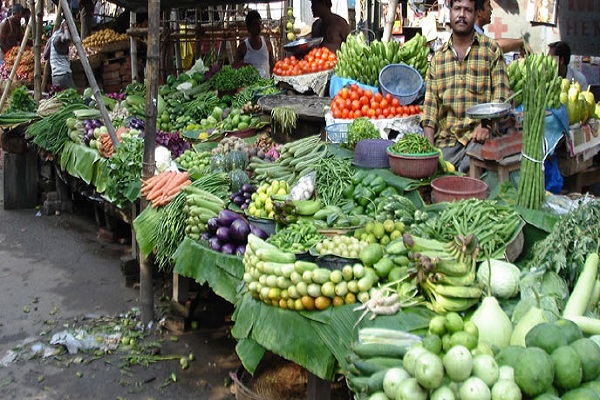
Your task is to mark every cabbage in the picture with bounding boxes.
[476,259,521,299]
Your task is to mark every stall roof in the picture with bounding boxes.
[109,0,282,13]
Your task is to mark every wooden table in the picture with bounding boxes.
[468,153,522,182]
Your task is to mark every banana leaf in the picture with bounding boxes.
[132,206,161,257]
[59,142,108,192]
[232,291,434,380]
[172,237,244,304]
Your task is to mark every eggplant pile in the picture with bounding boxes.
[203,209,268,255]
[230,183,256,211]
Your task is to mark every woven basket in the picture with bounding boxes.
[353,139,394,168]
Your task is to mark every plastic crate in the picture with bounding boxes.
[325,123,349,143]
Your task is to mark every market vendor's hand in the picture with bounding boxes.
[472,124,491,144]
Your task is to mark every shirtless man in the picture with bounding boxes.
[310,0,350,53]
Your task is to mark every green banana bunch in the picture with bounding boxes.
[400,233,483,313]
[507,54,563,109]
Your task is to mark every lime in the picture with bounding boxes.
[429,315,447,336]
[445,312,464,333]
[423,333,443,355]
[450,331,478,351]
[551,345,583,390]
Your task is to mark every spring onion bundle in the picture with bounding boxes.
[517,54,548,210]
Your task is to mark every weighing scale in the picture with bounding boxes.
[466,102,522,161]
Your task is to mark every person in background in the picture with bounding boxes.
[310,0,351,53]
[421,0,510,172]
[548,41,588,89]
[0,3,25,61]
[44,19,75,89]
[79,0,94,40]
[233,10,274,79]
[475,0,530,56]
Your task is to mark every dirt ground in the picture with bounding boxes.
[0,155,241,400]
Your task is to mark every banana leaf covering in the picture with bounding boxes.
[173,237,245,304]
[59,141,108,193]
[231,292,434,380]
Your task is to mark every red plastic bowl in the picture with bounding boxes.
[386,148,439,179]
[431,176,488,203]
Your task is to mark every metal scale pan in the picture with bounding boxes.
[466,102,511,120]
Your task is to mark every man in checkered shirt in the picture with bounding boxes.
[421,0,510,172]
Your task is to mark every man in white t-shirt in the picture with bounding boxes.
[233,10,274,79]
[548,41,588,89]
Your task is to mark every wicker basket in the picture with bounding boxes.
[353,139,394,168]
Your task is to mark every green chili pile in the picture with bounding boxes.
[389,133,436,155]
[314,155,354,206]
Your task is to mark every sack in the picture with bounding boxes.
[544,156,563,194]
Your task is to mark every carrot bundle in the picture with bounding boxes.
[141,170,191,207]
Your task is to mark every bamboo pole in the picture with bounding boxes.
[32,0,42,101]
[129,11,139,82]
[139,0,161,325]
[381,0,398,42]
[58,0,119,149]
[0,15,33,110]
[42,1,62,93]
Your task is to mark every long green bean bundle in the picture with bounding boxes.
[517,54,547,210]
[315,155,354,206]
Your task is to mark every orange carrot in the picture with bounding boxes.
[145,171,173,199]
[142,171,170,195]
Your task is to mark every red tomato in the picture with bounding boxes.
[351,100,361,111]
[374,92,383,102]
[391,98,400,107]
[364,89,373,99]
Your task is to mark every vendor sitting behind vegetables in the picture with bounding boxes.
[421,0,510,172]
[310,0,350,53]
[44,19,75,89]
[233,10,274,79]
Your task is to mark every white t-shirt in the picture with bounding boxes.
[567,65,588,89]
[243,37,270,79]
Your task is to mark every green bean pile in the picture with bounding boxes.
[315,155,354,206]
[389,133,436,155]
[154,191,187,271]
[424,198,524,259]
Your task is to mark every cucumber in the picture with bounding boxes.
[366,369,388,394]
[353,358,400,375]
[294,260,318,274]
[311,268,332,284]
[352,343,410,359]
[255,248,296,263]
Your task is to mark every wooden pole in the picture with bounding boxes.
[32,0,42,101]
[0,15,33,110]
[381,0,398,42]
[129,11,139,82]
[42,1,62,93]
[58,0,119,149]
[139,0,161,325]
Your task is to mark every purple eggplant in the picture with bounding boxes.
[230,219,250,245]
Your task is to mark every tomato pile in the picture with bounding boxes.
[330,84,422,120]
[274,47,337,76]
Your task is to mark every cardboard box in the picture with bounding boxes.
[566,119,600,156]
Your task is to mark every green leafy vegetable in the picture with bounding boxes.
[346,117,380,149]
[6,85,37,113]
[103,135,144,208]
[210,65,261,92]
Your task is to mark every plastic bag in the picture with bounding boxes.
[289,172,316,201]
